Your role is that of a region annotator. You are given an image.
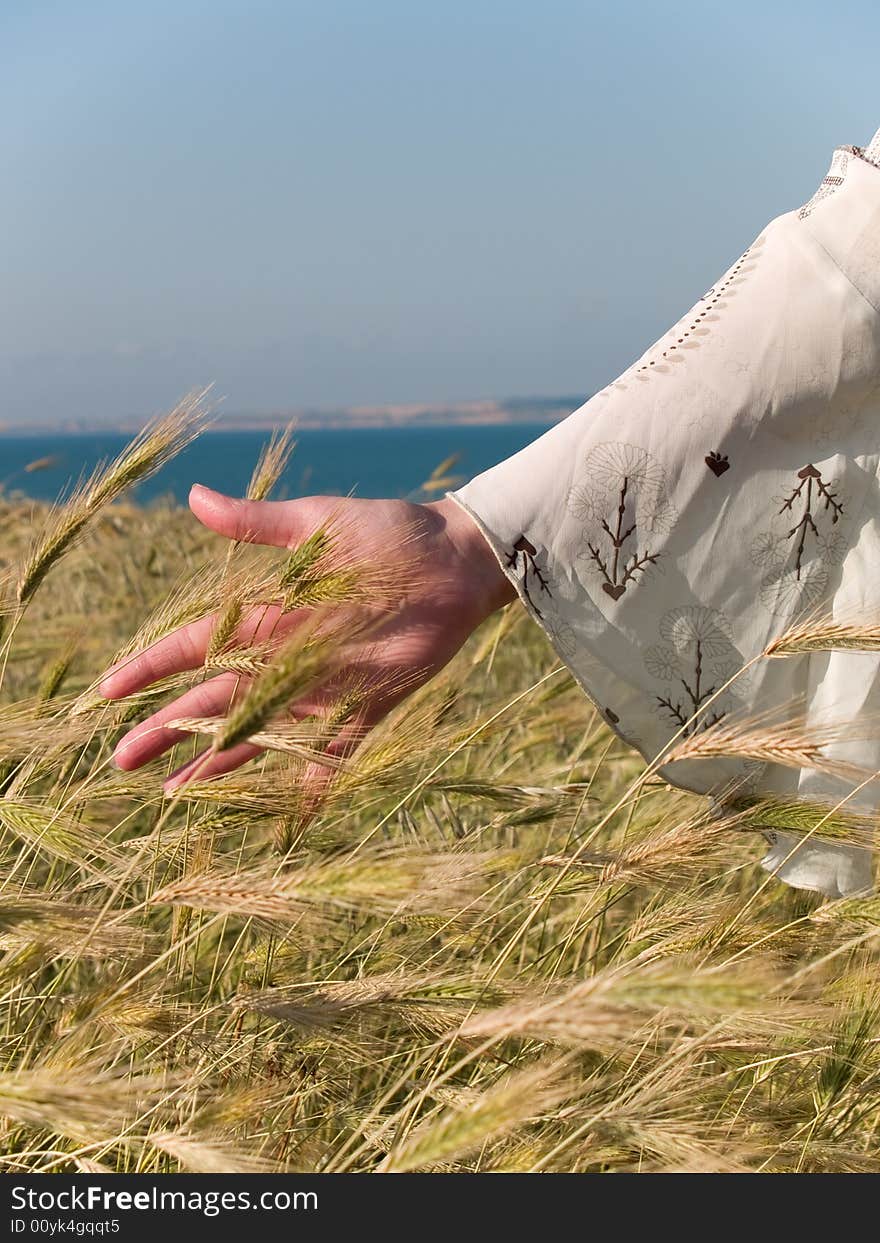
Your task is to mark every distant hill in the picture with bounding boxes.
[244,394,586,430]
[0,395,586,435]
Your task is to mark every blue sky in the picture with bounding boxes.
[2,1,878,424]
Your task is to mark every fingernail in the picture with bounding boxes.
[97,659,122,698]
[112,737,135,770]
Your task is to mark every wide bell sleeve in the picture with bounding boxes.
[449,141,880,898]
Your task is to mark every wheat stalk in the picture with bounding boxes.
[3,446,880,1175]
[663,715,872,780]
[246,425,296,503]
[16,390,209,606]
[379,1059,573,1172]
[765,618,880,657]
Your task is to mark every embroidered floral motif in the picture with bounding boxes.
[705,451,730,477]
[778,464,843,576]
[646,606,740,735]
[751,463,846,611]
[543,613,577,660]
[759,561,829,612]
[568,442,675,601]
[505,534,551,617]
[817,532,847,565]
[750,532,781,569]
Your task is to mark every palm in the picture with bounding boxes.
[100,485,512,792]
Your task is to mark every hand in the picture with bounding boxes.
[99,485,515,794]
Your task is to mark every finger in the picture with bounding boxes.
[99,603,299,699]
[294,651,435,811]
[161,687,359,793]
[189,484,341,549]
[161,687,360,794]
[113,673,245,770]
[296,709,380,821]
[164,742,263,792]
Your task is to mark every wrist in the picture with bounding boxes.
[430,496,517,622]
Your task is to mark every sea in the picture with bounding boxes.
[0,424,556,506]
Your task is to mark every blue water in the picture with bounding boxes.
[0,424,554,505]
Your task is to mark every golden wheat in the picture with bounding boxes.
[0,412,878,1174]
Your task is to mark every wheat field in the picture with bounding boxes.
[1,397,879,1175]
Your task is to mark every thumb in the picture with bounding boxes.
[189,484,328,548]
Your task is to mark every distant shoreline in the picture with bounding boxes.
[0,417,565,437]
[0,395,584,438]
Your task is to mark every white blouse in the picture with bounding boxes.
[451,127,880,899]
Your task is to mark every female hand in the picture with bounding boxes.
[99,485,514,793]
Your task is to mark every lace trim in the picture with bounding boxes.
[798,131,880,221]
[866,124,880,167]
[798,147,852,220]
